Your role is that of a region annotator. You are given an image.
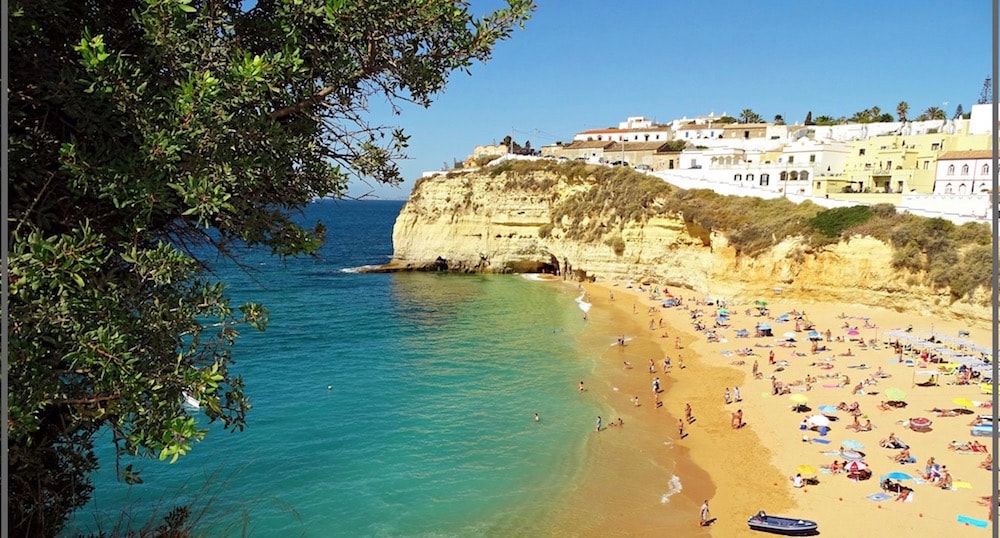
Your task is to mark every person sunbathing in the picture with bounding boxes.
[895,487,912,502]
[982,454,993,470]
[939,467,953,489]
[949,440,974,451]
[877,401,892,411]
[893,448,912,463]
[821,460,842,474]
[858,419,873,432]
[882,478,904,493]
[845,416,862,431]
[880,433,905,449]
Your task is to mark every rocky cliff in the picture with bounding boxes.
[380,161,990,323]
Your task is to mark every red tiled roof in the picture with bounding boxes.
[938,150,994,160]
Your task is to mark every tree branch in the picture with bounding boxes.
[268,86,336,121]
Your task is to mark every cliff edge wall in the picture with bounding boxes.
[381,165,989,324]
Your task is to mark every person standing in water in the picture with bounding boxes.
[596,416,602,432]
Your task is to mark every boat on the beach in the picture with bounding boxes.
[747,511,818,536]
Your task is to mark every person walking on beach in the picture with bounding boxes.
[653,377,661,393]
[734,386,741,402]
[685,403,693,423]
[723,387,731,404]
[596,416,602,432]
[579,380,585,392]
[752,359,759,377]
[678,418,685,438]
[700,500,710,526]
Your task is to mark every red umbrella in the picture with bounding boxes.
[847,329,860,336]
[843,460,868,472]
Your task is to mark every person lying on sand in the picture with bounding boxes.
[893,448,912,463]
[981,454,993,470]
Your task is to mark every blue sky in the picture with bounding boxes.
[347,0,994,200]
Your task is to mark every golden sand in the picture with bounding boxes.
[553,278,994,537]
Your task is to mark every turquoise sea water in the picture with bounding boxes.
[66,200,605,536]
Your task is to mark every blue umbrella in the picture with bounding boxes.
[818,405,838,414]
[758,323,771,330]
[841,439,864,450]
[881,472,914,481]
[716,317,729,323]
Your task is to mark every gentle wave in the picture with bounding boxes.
[659,474,683,504]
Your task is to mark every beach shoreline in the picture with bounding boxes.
[550,276,994,536]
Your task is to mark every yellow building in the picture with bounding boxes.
[823,129,991,196]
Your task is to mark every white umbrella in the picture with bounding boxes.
[806,415,831,427]
[783,331,797,339]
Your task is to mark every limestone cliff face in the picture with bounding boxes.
[383,166,989,323]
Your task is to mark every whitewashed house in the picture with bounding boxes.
[932,150,993,195]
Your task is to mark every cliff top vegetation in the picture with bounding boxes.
[455,159,991,301]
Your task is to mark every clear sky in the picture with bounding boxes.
[346,0,994,200]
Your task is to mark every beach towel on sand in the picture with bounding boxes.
[866,493,893,502]
[811,438,832,444]
[957,515,988,528]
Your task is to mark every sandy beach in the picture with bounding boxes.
[556,277,995,536]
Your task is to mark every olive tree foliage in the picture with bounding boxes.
[8,0,534,534]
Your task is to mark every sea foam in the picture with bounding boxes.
[659,475,683,504]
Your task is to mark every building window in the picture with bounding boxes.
[931,143,940,150]
[962,164,970,175]
[983,164,990,175]
[859,148,866,156]
[789,171,799,181]
[734,174,742,181]
[788,156,795,164]
[923,161,929,170]
[947,164,955,176]
[747,173,754,182]
[809,154,816,163]
[945,183,953,194]
[959,183,967,195]
[779,171,788,182]
[800,171,809,182]
[760,173,770,186]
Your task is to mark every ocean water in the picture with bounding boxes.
[66,200,606,537]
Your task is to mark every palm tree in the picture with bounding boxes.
[923,106,945,120]
[896,101,909,121]
[739,109,762,124]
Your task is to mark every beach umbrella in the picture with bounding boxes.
[758,323,771,330]
[806,415,831,427]
[807,330,821,340]
[789,394,809,405]
[818,405,838,414]
[847,329,860,336]
[718,308,729,316]
[953,397,974,408]
[783,331,797,339]
[841,439,864,450]
[840,449,864,461]
[755,300,768,306]
[716,317,729,324]
[843,460,868,472]
[796,464,818,477]
[881,472,914,481]
[885,387,907,402]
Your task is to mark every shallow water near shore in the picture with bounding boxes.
[64,200,633,536]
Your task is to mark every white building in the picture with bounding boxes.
[573,116,672,143]
[932,150,993,195]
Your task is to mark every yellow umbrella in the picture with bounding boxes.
[952,480,973,489]
[789,394,809,404]
[953,397,974,408]
[796,464,818,477]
